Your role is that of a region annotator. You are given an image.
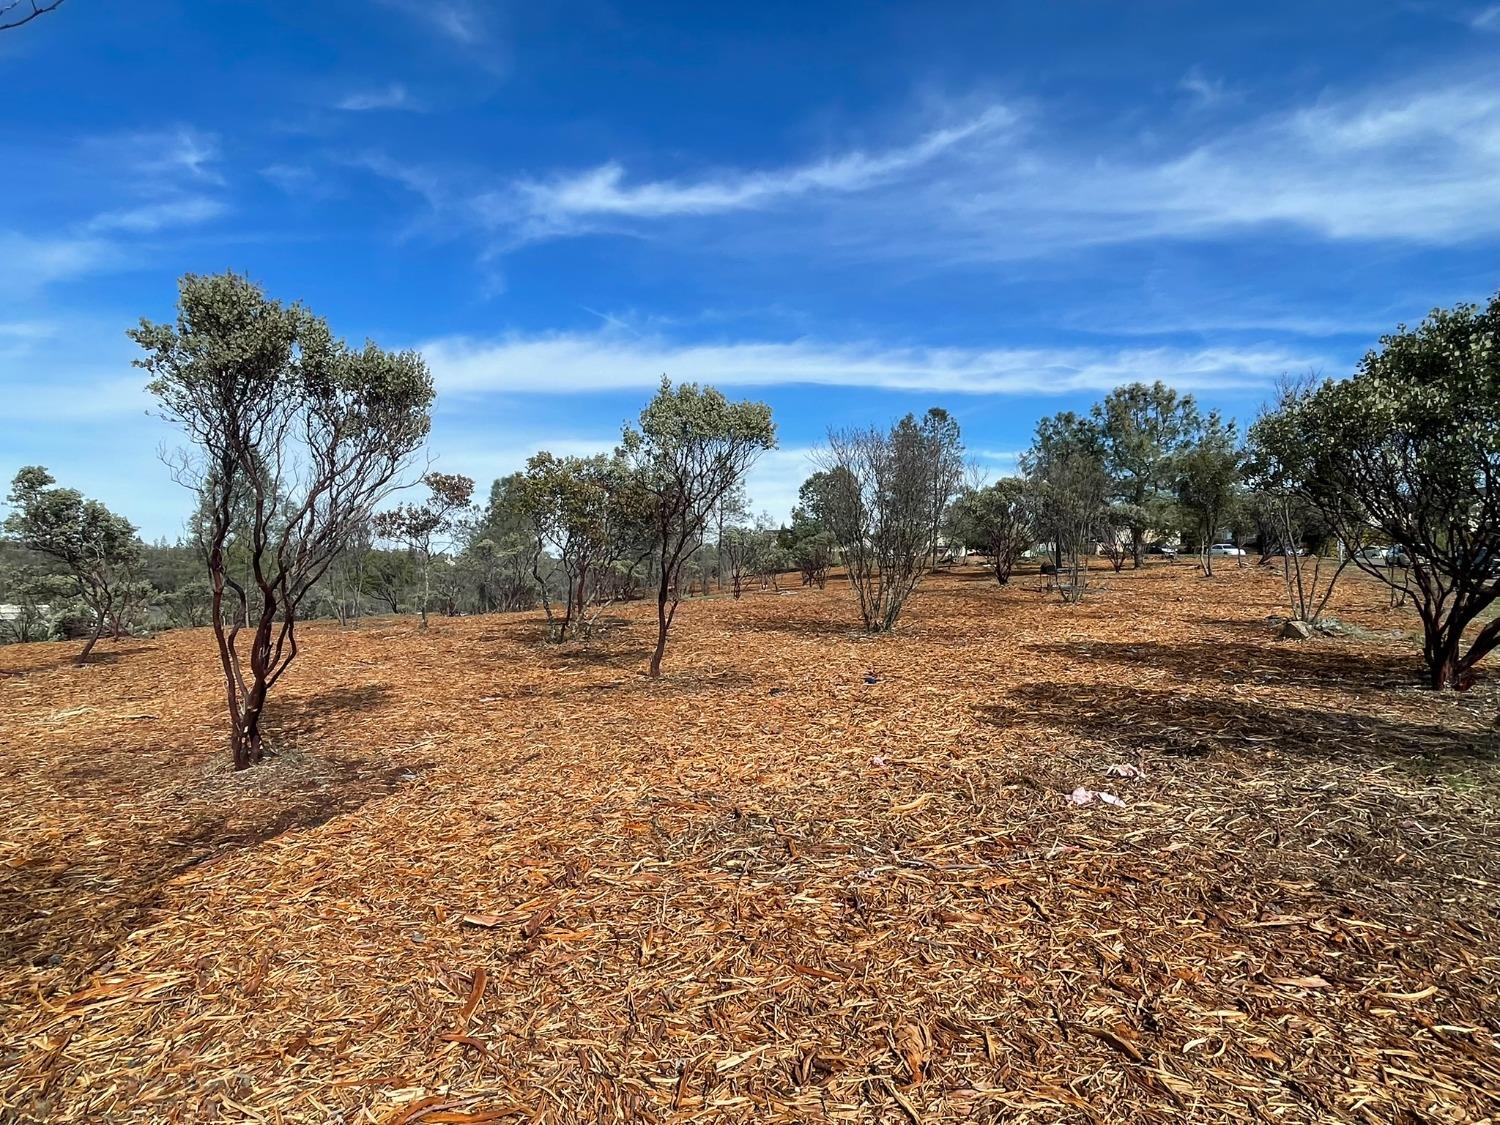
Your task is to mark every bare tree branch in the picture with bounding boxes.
[0,0,65,32]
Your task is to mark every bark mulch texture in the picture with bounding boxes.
[1,564,1497,1124]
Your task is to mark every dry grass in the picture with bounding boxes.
[1,562,1497,1123]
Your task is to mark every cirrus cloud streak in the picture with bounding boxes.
[423,330,1327,397]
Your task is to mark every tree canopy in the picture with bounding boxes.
[622,378,776,676]
[1252,292,1500,687]
[133,271,435,768]
[3,466,142,661]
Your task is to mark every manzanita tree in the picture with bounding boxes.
[3,467,142,661]
[517,451,644,641]
[133,271,434,769]
[1254,294,1500,688]
[1245,379,1354,631]
[373,471,475,628]
[622,379,775,676]
[949,477,1033,584]
[813,411,964,629]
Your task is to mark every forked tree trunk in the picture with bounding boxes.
[231,693,267,771]
[1425,624,1462,689]
[1418,600,1464,689]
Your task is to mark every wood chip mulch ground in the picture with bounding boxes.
[1,563,1497,1124]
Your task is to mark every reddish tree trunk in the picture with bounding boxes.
[648,572,670,677]
[231,697,266,771]
[75,609,106,664]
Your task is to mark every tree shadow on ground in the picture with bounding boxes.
[544,646,642,674]
[980,680,1497,764]
[4,644,157,673]
[266,682,395,745]
[0,751,430,984]
[1195,616,1303,638]
[939,569,1002,583]
[944,581,1053,603]
[739,614,872,639]
[1027,639,1422,691]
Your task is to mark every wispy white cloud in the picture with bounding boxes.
[365,71,1500,265]
[1161,82,1500,240]
[81,125,223,186]
[4,376,152,422]
[1178,67,1231,108]
[419,329,1323,396]
[84,196,227,234]
[493,106,1017,238]
[0,232,117,295]
[1472,5,1500,30]
[0,320,58,343]
[0,308,154,422]
[375,0,484,42]
[973,448,1023,464]
[336,82,420,112]
[0,125,227,294]
[874,78,1500,262]
[0,127,231,295]
[351,150,455,212]
[422,1,485,43]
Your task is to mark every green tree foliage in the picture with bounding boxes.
[365,548,418,613]
[1174,416,1241,576]
[1026,444,1110,601]
[1252,294,1500,688]
[783,481,838,588]
[1091,382,1203,566]
[790,531,837,588]
[461,473,543,613]
[622,378,776,676]
[134,271,435,769]
[747,518,790,591]
[1025,411,1108,573]
[162,578,215,628]
[949,478,1033,584]
[3,467,143,661]
[718,524,758,598]
[0,564,69,643]
[1244,380,1353,628]
[919,407,965,567]
[373,471,475,628]
[517,451,643,640]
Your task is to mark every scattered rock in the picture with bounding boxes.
[1279,619,1314,640]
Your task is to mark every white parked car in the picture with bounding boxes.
[1208,543,1246,557]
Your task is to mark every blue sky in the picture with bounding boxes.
[3,0,1499,540]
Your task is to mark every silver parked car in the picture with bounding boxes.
[1357,545,1409,566]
